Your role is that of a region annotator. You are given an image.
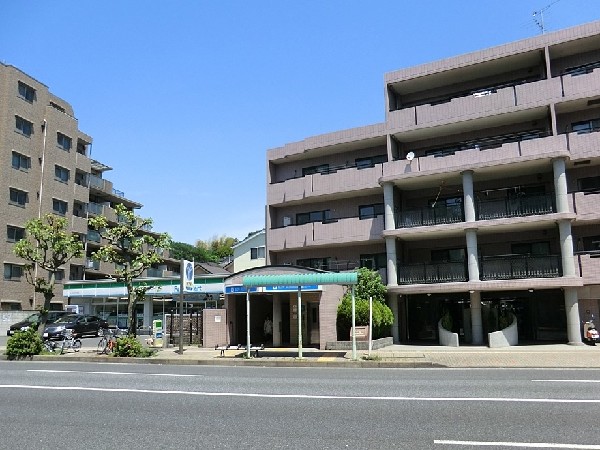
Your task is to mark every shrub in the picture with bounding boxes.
[336,296,393,340]
[112,336,155,358]
[6,328,43,358]
[440,309,453,331]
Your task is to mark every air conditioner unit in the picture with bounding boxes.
[283,216,292,227]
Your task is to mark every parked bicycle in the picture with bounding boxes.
[57,328,82,354]
[97,328,125,355]
[43,338,57,353]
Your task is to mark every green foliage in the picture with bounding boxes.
[196,235,238,260]
[440,309,453,331]
[112,336,155,358]
[336,268,393,339]
[170,241,215,263]
[6,328,43,358]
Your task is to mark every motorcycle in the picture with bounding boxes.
[583,318,599,345]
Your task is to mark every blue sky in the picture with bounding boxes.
[2,1,599,244]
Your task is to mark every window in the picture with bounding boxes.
[302,164,330,176]
[57,132,72,151]
[581,236,600,252]
[572,118,600,134]
[75,170,88,187]
[511,242,550,256]
[54,165,70,183]
[578,176,600,192]
[11,151,31,170]
[4,263,23,280]
[359,203,384,219]
[9,188,28,206]
[431,248,465,262]
[18,81,36,102]
[52,198,68,215]
[53,270,65,283]
[76,140,88,155]
[7,225,25,242]
[250,246,266,259]
[297,257,331,270]
[355,155,386,170]
[15,116,33,137]
[360,253,387,270]
[296,209,332,225]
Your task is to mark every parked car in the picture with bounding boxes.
[7,311,70,336]
[43,314,108,339]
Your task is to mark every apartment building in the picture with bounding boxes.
[0,63,179,314]
[266,21,600,346]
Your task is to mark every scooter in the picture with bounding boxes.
[583,318,599,345]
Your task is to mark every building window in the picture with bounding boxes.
[360,253,387,270]
[52,269,65,283]
[296,209,332,225]
[511,242,550,256]
[431,248,465,262]
[76,140,88,156]
[250,246,266,259]
[52,198,68,216]
[302,164,330,176]
[11,151,31,171]
[57,132,72,151]
[54,165,70,183]
[18,81,36,102]
[578,176,600,192]
[9,188,28,207]
[355,155,386,170]
[7,225,25,243]
[358,203,384,220]
[15,116,33,137]
[4,263,23,281]
[572,118,600,134]
[581,236,600,252]
[297,257,331,270]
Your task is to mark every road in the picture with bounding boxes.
[1,362,600,449]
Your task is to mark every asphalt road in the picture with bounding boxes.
[1,362,600,449]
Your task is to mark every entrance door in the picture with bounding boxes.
[281,301,290,345]
[308,303,320,346]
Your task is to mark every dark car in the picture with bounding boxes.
[43,314,108,339]
[7,311,70,336]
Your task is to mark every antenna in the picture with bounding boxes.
[533,0,562,34]
[406,151,415,162]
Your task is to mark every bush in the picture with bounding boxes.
[440,309,453,331]
[6,328,43,358]
[112,336,155,358]
[336,296,393,340]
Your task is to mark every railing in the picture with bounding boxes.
[477,193,555,220]
[87,202,104,216]
[396,204,463,228]
[480,254,561,280]
[397,261,467,284]
[88,174,106,190]
[146,268,163,277]
[86,230,101,243]
[85,259,100,270]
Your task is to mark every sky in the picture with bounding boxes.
[2,0,599,245]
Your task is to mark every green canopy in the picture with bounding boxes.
[242,272,358,287]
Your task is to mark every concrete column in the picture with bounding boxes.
[143,297,153,330]
[466,229,479,281]
[383,182,396,231]
[469,291,483,345]
[462,170,476,223]
[386,237,398,287]
[389,295,400,344]
[553,158,569,214]
[558,220,576,277]
[272,294,282,347]
[565,287,583,345]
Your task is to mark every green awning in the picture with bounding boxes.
[242,272,357,287]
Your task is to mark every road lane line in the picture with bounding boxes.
[533,379,600,383]
[435,440,600,448]
[27,369,200,377]
[2,385,600,402]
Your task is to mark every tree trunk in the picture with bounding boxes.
[127,284,137,337]
[37,291,55,338]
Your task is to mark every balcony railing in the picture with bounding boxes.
[87,202,104,216]
[86,230,101,243]
[477,193,555,220]
[480,254,561,280]
[396,204,463,228]
[85,259,100,270]
[146,268,163,277]
[397,261,467,284]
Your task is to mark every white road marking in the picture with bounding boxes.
[27,369,200,377]
[1,385,600,402]
[533,379,600,383]
[435,440,600,448]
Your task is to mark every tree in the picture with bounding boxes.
[336,267,393,340]
[170,241,214,262]
[13,214,84,335]
[88,204,171,337]
[196,235,238,261]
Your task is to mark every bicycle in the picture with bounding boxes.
[57,329,82,355]
[43,338,57,353]
[97,328,124,354]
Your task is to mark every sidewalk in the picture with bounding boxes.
[3,343,600,368]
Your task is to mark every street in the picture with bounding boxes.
[1,361,600,449]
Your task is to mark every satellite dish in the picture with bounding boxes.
[406,152,415,161]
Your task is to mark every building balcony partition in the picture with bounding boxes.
[397,261,467,285]
[397,204,464,228]
[569,190,600,220]
[480,254,561,280]
[87,201,104,216]
[476,193,555,220]
[514,77,563,106]
[575,252,600,283]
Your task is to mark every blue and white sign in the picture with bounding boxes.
[264,285,319,292]
[182,260,194,292]
[225,285,258,294]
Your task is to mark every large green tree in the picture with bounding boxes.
[88,204,171,336]
[13,214,84,335]
[336,267,393,340]
[196,235,238,261]
[170,241,214,262]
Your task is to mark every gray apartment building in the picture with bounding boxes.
[265,21,600,346]
[0,63,178,314]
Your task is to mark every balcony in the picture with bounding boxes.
[476,193,555,220]
[569,191,600,221]
[85,259,100,270]
[86,230,101,244]
[397,261,467,285]
[89,174,113,194]
[576,252,600,283]
[568,128,600,160]
[146,268,164,278]
[480,254,561,280]
[561,66,600,99]
[397,204,463,228]
[87,202,104,216]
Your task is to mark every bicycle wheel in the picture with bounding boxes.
[59,340,66,355]
[97,337,107,354]
[43,341,55,353]
[73,339,82,352]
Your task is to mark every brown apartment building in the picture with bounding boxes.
[265,21,600,346]
[0,63,178,316]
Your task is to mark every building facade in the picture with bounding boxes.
[266,21,600,346]
[0,63,179,314]
[231,229,266,273]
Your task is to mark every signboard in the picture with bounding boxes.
[182,260,194,292]
[264,285,319,292]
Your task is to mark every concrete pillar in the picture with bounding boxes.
[558,220,576,277]
[272,294,282,347]
[466,229,479,281]
[553,158,569,214]
[469,291,483,345]
[389,295,400,344]
[386,237,398,287]
[383,182,395,231]
[462,170,476,223]
[143,297,153,330]
[565,287,583,345]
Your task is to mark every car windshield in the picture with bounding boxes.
[53,315,78,324]
[25,314,40,322]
